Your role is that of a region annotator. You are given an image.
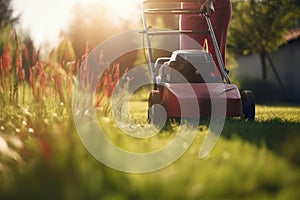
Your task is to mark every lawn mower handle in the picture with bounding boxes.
[141,0,231,87]
[195,0,230,83]
[205,15,231,84]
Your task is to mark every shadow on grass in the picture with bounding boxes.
[221,118,300,167]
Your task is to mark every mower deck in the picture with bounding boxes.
[160,83,242,118]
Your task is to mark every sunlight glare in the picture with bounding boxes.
[101,0,140,20]
[12,0,142,47]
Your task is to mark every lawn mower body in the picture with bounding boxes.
[141,0,255,122]
[162,83,242,118]
[152,49,242,118]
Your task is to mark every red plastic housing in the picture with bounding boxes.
[161,83,242,118]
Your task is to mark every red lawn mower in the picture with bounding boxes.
[141,0,255,124]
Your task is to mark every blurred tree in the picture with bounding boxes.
[63,3,134,58]
[0,0,18,25]
[228,0,300,80]
[63,1,178,63]
[0,0,39,83]
[0,24,15,55]
[22,36,38,67]
[0,0,18,55]
[22,36,40,80]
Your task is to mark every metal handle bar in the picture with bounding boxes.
[205,16,230,83]
[142,0,204,16]
[139,30,209,36]
[141,0,231,86]
[144,8,203,15]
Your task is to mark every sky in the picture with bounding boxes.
[11,0,140,48]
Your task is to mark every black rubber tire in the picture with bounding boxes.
[241,90,255,120]
[148,106,164,125]
[148,90,162,125]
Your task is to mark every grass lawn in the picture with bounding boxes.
[1,99,300,200]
